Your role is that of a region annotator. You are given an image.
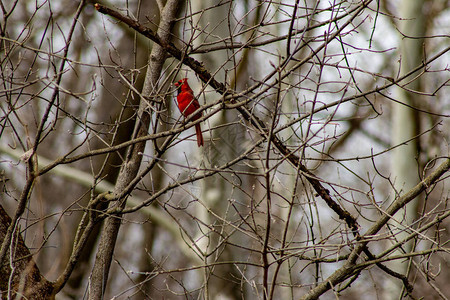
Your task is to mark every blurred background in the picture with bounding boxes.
[0,0,449,299]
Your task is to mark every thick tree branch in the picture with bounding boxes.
[299,157,450,300]
[88,1,182,298]
[94,3,450,297]
[94,0,362,251]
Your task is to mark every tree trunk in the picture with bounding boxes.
[88,1,181,298]
[388,0,426,297]
[0,205,55,299]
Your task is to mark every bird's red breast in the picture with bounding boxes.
[175,78,201,120]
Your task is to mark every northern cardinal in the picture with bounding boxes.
[174,78,204,147]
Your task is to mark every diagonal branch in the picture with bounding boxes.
[299,157,450,300]
[94,0,361,246]
[94,4,450,296]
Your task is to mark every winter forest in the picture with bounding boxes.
[0,0,449,299]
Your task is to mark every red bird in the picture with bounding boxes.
[174,78,204,147]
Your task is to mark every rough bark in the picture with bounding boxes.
[0,205,55,299]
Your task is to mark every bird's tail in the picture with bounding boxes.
[195,124,204,147]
